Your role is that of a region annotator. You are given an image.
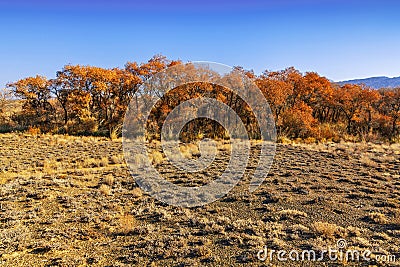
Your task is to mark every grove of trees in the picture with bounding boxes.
[2,55,400,142]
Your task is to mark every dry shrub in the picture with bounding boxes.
[119,213,136,234]
[392,209,400,226]
[287,224,310,234]
[316,123,340,141]
[83,158,97,168]
[278,209,308,219]
[313,221,341,239]
[151,151,164,165]
[132,187,143,198]
[99,157,109,167]
[26,126,41,135]
[269,237,286,249]
[43,159,60,174]
[104,175,114,186]
[109,124,122,140]
[346,226,362,237]
[277,136,292,144]
[368,212,388,224]
[380,155,395,163]
[133,154,146,166]
[303,137,317,144]
[218,143,231,152]
[0,222,32,252]
[180,143,199,158]
[83,157,108,168]
[194,246,212,257]
[65,117,98,135]
[204,223,225,234]
[353,237,371,247]
[110,155,124,165]
[99,184,111,196]
[374,232,391,241]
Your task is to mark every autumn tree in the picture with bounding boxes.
[7,75,54,129]
[376,88,400,138]
[0,89,12,127]
[0,89,10,115]
[5,55,399,141]
[53,65,141,135]
[334,84,381,136]
[301,72,334,123]
[125,55,181,84]
[256,71,293,125]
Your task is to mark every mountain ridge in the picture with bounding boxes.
[338,76,400,89]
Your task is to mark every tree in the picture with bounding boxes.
[7,75,54,129]
[280,101,317,138]
[334,84,380,136]
[53,65,142,135]
[256,71,293,125]
[376,88,400,138]
[0,88,12,126]
[302,72,334,123]
[4,56,399,141]
[0,88,11,114]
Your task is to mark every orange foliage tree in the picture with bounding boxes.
[376,88,400,138]
[52,65,142,135]
[7,76,55,129]
[5,56,400,141]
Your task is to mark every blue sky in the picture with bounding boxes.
[1,0,399,88]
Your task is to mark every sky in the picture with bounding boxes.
[1,0,400,89]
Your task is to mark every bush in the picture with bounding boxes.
[65,117,98,135]
[26,126,41,135]
[303,137,317,144]
[277,136,292,144]
[316,123,339,141]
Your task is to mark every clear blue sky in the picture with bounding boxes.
[1,0,399,88]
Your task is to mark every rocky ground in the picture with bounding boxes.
[0,133,399,266]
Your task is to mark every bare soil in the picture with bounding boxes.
[0,134,399,266]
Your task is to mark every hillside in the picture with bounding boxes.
[338,76,400,89]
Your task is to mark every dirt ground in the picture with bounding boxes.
[0,133,399,266]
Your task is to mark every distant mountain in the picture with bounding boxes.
[338,76,400,89]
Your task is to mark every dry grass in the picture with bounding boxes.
[180,143,200,158]
[360,154,379,168]
[80,157,109,168]
[278,209,308,219]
